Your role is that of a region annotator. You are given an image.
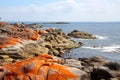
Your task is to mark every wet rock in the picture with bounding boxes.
[68,30,96,39]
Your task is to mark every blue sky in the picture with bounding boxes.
[0,0,120,22]
[0,0,57,6]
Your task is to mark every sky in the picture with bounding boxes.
[0,0,120,22]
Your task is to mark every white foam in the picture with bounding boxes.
[82,46,102,50]
[95,35,108,40]
[101,45,120,53]
[82,44,120,53]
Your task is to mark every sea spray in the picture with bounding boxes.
[95,35,108,40]
[82,44,120,53]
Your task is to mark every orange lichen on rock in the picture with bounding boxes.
[38,30,48,35]
[0,22,7,27]
[0,37,20,49]
[48,64,79,80]
[28,31,39,40]
[0,23,49,41]
[0,54,80,80]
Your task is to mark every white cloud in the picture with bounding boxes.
[0,0,120,21]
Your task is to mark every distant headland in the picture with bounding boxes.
[42,22,70,24]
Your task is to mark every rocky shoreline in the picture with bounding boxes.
[0,22,120,80]
[0,22,81,65]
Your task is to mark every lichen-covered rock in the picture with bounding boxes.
[0,54,87,80]
[0,23,39,40]
[0,22,7,27]
[0,37,20,49]
[38,30,48,35]
[68,30,96,39]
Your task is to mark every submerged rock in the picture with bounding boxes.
[68,30,96,39]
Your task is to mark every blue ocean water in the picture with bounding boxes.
[41,22,120,63]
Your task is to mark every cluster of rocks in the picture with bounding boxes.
[0,24,39,40]
[0,22,81,65]
[10,22,42,29]
[63,56,120,80]
[68,30,96,39]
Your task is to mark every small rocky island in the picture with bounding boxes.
[0,22,119,80]
[68,30,96,39]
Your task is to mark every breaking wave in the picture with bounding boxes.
[95,35,108,40]
[82,44,120,53]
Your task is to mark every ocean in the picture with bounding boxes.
[40,22,120,63]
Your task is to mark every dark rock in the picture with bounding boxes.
[91,68,113,80]
[91,56,106,62]
[78,57,120,80]
[105,62,120,70]
[109,77,120,80]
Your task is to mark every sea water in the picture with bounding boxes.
[41,22,120,63]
